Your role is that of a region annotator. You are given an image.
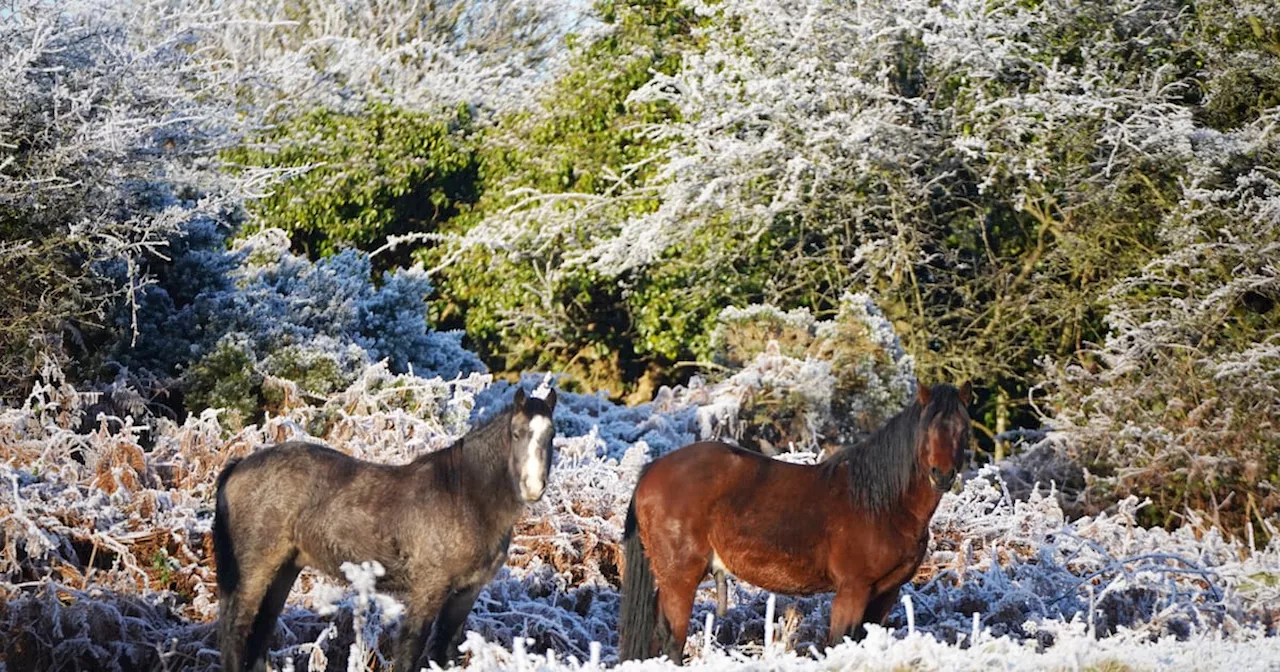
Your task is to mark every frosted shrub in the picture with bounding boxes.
[108,225,484,427]
[702,294,915,454]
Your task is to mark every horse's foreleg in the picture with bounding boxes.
[715,570,728,618]
[855,586,900,641]
[393,586,448,672]
[827,584,871,649]
[426,583,485,666]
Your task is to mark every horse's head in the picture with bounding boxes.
[916,381,972,494]
[509,387,557,502]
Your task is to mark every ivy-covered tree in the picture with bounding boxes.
[432,0,1279,423]
[224,103,481,270]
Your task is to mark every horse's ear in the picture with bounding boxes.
[959,381,973,406]
[514,388,527,410]
[545,388,557,412]
[916,382,932,406]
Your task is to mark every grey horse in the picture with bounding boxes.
[213,388,557,672]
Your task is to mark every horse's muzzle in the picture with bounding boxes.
[520,479,546,502]
[929,467,956,493]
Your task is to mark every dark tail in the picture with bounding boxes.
[213,458,241,596]
[618,488,667,661]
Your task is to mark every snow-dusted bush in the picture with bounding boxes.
[104,225,484,427]
[702,294,914,454]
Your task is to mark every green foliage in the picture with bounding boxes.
[630,223,777,364]
[184,338,263,430]
[1194,3,1280,130]
[225,103,480,265]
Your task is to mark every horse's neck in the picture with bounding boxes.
[892,472,943,537]
[453,435,524,519]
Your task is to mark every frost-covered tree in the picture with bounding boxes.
[1040,120,1280,533]
[0,0,523,413]
[0,0,273,399]
[434,0,1279,428]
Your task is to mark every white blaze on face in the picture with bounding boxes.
[520,415,552,501]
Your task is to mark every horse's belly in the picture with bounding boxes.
[716,547,832,595]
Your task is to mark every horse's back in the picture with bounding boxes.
[633,439,835,537]
[637,440,826,498]
[220,442,410,582]
[217,442,384,543]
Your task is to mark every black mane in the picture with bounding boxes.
[820,384,967,512]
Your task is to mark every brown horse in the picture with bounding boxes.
[618,382,972,662]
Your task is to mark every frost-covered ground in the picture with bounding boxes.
[2,361,1279,671]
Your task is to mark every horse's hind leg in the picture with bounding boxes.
[827,583,871,649]
[220,572,274,671]
[244,558,302,671]
[220,549,297,671]
[219,589,245,672]
[655,564,703,664]
[426,583,485,666]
